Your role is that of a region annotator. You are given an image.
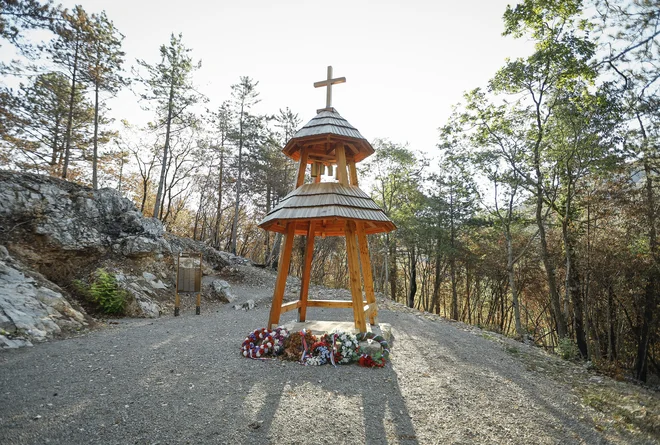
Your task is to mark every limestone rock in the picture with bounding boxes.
[210,280,235,303]
[142,272,168,289]
[0,250,86,348]
[118,280,162,318]
[0,335,32,348]
[234,299,255,311]
[0,171,169,256]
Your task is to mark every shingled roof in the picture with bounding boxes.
[258,182,395,236]
[281,108,375,164]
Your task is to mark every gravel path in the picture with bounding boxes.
[1,266,657,445]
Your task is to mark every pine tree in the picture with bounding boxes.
[228,76,260,255]
[84,11,125,189]
[0,0,58,58]
[135,33,202,219]
[50,5,94,179]
[3,71,93,174]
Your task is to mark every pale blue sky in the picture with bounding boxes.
[7,0,533,158]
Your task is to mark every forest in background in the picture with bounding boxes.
[1,0,658,383]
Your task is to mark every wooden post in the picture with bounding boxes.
[345,220,367,332]
[268,222,296,328]
[348,160,359,186]
[298,221,316,322]
[295,148,309,188]
[174,252,180,316]
[356,221,377,325]
[336,144,348,185]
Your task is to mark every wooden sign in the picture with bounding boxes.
[174,253,202,316]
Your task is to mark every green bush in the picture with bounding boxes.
[89,269,128,315]
[557,337,579,361]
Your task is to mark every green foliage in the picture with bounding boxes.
[75,269,128,315]
[90,269,127,314]
[557,337,579,361]
[6,72,95,174]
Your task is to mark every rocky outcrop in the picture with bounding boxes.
[0,246,87,348]
[0,171,170,257]
[0,171,230,334]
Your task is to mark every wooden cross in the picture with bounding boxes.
[313,66,346,109]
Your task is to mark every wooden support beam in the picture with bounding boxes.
[348,160,359,186]
[295,148,308,188]
[306,299,367,308]
[281,300,301,314]
[298,221,316,322]
[336,143,348,185]
[268,222,296,328]
[356,221,377,325]
[345,220,367,332]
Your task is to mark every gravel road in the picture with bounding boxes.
[1,266,657,445]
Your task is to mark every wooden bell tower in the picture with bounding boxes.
[258,66,396,332]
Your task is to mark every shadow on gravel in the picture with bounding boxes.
[242,363,419,444]
[398,317,616,445]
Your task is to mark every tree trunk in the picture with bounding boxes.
[268,233,282,269]
[635,157,657,382]
[506,230,524,338]
[607,283,617,361]
[214,148,224,248]
[265,182,271,263]
[388,235,397,302]
[563,217,588,358]
[408,244,417,308]
[230,102,245,255]
[432,239,442,314]
[92,56,100,189]
[51,116,60,167]
[535,171,567,338]
[62,36,80,179]
[152,73,176,219]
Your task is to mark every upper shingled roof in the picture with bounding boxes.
[281,108,374,163]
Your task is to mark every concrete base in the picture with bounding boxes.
[279,320,392,342]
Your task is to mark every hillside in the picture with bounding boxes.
[0,262,658,444]
[0,170,657,444]
[0,171,230,347]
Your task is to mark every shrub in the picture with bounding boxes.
[89,269,128,315]
[557,337,579,361]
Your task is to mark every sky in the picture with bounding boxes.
[8,0,534,161]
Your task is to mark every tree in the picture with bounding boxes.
[135,33,202,219]
[83,11,125,189]
[263,107,300,266]
[489,0,597,340]
[3,71,93,174]
[50,5,95,179]
[430,149,477,320]
[0,0,58,59]
[209,101,233,248]
[228,76,260,255]
[362,139,424,302]
[596,0,660,382]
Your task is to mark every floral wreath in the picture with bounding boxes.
[240,327,390,367]
[320,331,360,365]
[304,340,333,366]
[271,327,289,356]
[355,331,390,367]
[241,328,275,359]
